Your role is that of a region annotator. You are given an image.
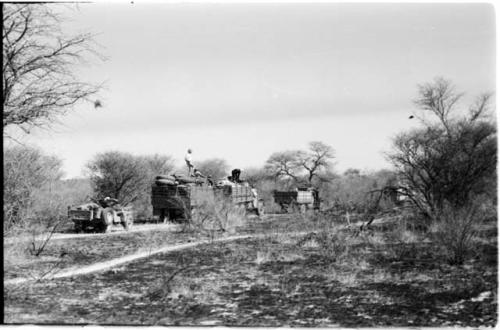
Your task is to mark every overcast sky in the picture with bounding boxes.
[6,2,495,178]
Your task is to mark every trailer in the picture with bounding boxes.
[273,187,320,213]
[152,183,264,222]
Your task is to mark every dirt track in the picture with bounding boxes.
[4,215,497,327]
[4,229,312,286]
[4,234,254,286]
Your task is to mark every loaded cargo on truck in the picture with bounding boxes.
[151,172,264,222]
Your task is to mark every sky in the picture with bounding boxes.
[5,2,496,179]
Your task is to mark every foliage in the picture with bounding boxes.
[195,158,230,180]
[242,166,273,186]
[264,141,336,187]
[3,145,63,234]
[242,167,276,206]
[388,77,496,219]
[265,150,301,181]
[141,154,175,178]
[186,192,247,239]
[429,200,484,265]
[87,151,175,219]
[87,151,145,205]
[3,3,104,134]
[296,141,335,183]
[321,169,398,212]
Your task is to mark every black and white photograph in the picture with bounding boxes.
[2,1,497,327]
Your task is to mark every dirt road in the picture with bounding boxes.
[4,233,256,286]
[4,229,314,286]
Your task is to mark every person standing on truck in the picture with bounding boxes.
[185,148,194,176]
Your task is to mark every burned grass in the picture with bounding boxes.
[4,221,497,327]
[3,214,302,281]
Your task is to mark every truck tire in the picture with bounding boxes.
[101,208,114,225]
[159,209,169,223]
[74,223,84,233]
[100,223,112,233]
[100,208,114,233]
[257,201,265,216]
[122,215,134,230]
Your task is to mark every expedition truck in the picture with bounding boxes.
[273,187,320,213]
[151,174,264,222]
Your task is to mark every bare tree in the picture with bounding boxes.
[86,151,146,206]
[388,78,496,219]
[265,150,301,181]
[87,152,177,219]
[296,141,335,183]
[141,154,176,178]
[3,3,104,134]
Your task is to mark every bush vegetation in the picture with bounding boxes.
[86,151,175,219]
[4,145,64,235]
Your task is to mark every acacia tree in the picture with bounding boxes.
[265,142,335,185]
[265,150,301,182]
[388,77,496,219]
[3,3,103,134]
[87,152,176,218]
[141,154,176,179]
[297,141,335,183]
[86,152,146,206]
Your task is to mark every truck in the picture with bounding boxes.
[273,187,320,213]
[68,197,134,233]
[151,178,264,222]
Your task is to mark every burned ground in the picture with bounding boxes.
[4,214,497,327]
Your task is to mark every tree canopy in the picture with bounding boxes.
[3,4,104,134]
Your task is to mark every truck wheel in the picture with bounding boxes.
[160,209,169,223]
[99,223,112,233]
[123,215,134,230]
[101,208,114,233]
[101,208,114,225]
[257,201,265,216]
[74,223,83,233]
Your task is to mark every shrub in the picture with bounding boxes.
[296,225,350,262]
[87,152,175,220]
[388,78,496,220]
[186,192,247,239]
[429,200,483,265]
[4,146,63,235]
[321,169,399,213]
